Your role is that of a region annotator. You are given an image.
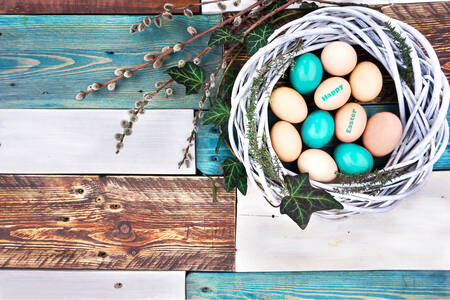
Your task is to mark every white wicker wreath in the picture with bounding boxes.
[228,6,449,218]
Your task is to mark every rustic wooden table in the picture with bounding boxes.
[0,0,448,299]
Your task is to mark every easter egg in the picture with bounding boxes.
[335,103,367,143]
[314,77,351,110]
[363,112,403,157]
[334,143,374,175]
[350,61,383,102]
[321,41,357,76]
[290,53,323,95]
[270,87,308,123]
[270,121,302,162]
[301,110,334,148]
[297,149,338,183]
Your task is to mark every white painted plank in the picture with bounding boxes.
[202,0,447,14]
[0,270,185,300]
[0,109,195,174]
[236,171,450,271]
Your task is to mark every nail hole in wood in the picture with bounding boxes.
[75,188,84,194]
[114,282,123,289]
[271,215,275,218]
[0,33,2,36]
[60,216,70,222]
[106,51,114,55]
[95,196,103,203]
[211,156,219,161]
[98,251,107,258]
[9,83,15,87]
[130,249,138,256]
[138,89,143,93]
[110,204,121,210]
[201,287,210,293]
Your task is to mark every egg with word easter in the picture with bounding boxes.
[290,53,323,95]
[321,41,357,76]
[334,143,374,175]
[350,61,383,102]
[314,77,351,110]
[270,121,302,162]
[297,149,338,183]
[335,103,367,143]
[270,87,308,123]
[363,112,403,157]
[301,110,334,148]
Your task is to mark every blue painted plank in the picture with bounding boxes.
[0,15,221,109]
[186,271,450,299]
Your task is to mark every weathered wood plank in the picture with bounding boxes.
[0,175,235,271]
[236,171,450,271]
[0,270,185,300]
[0,0,198,15]
[0,109,195,174]
[186,271,450,299]
[0,15,221,109]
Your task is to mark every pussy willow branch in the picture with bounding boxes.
[244,0,297,35]
[78,0,265,99]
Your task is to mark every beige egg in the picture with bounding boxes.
[270,87,308,123]
[363,112,403,157]
[297,149,338,182]
[335,103,367,143]
[321,41,357,76]
[271,121,302,162]
[350,61,383,102]
[314,77,351,110]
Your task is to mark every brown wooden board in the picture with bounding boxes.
[0,0,199,14]
[0,175,235,271]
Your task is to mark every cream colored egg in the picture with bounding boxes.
[350,61,383,102]
[297,149,338,182]
[321,41,357,76]
[314,77,351,110]
[271,121,302,162]
[270,87,308,123]
[363,112,403,157]
[335,103,367,143]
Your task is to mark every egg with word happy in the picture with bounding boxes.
[350,61,383,102]
[270,121,302,162]
[335,103,367,143]
[321,41,357,76]
[301,110,334,148]
[290,53,323,95]
[363,112,403,157]
[334,143,374,175]
[314,77,351,110]
[270,87,308,123]
[297,149,338,183]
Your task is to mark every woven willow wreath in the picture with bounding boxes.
[228,6,449,219]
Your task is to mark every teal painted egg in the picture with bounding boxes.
[290,53,323,95]
[301,110,334,148]
[334,143,374,175]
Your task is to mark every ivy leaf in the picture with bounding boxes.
[165,62,204,95]
[208,27,243,47]
[244,23,275,55]
[219,69,238,99]
[222,158,247,195]
[202,98,230,128]
[280,174,343,230]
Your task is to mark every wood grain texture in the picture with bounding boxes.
[0,109,195,174]
[186,271,450,299]
[0,175,235,271]
[0,0,198,14]
[0,15,220,109]
[0,270,185,300]
[236,171,450,271]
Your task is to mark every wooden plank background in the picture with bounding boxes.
[0,270,185,299]
[0,15,220,109]
[0,176,235,271]
[186,271,450,299]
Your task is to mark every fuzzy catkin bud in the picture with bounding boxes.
[144,93,152,101]
[233,16,242,27]
[130,115,138,122]
[91,82,101,91]
[75,91,86,101]
[221,61,227,69]
[183,8,193,18]
[143,16,151,26]
[124,128,133,136]
[193,57,201,65]
[161,46,171,53]
[233,0,241,6]
[162,12,173,21]
[138,23,145,32]
[114,133,124,141]
[205,89,210,97]
[130,24,139,34]
[173,42,183,52]
[217,2,227,11]
[177,59,186,68]
[187,26,197,36]
[107,82,116,91]
[163,3,174,11]
[120,120,130,128]
[153,58,163,69]
[124,70,133,78]
[144,53,156,62]
[210,73,215,81]
[116,142,124,150]
[154,17,162,28]
[155,81,164,88]
[114,68,124,76]
[165,87,173,97]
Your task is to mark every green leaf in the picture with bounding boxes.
[219,69,238,99]
[202,98,230,127]
[215,129,226,154]
[280,174,343,230]
[165,62,204,95]
[222,158,247,195]
[208,27,243,47]
[244,23,275,55]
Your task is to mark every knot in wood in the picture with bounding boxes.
[119,222,131,234]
